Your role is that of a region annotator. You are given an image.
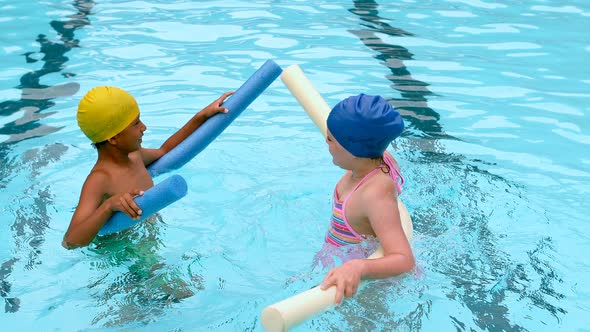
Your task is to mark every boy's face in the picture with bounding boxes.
[113,115,146,151]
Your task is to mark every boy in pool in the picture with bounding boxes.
[63,86,233,249]
[319,94,415,304]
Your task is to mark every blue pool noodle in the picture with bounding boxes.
[148,59,283,177]
[100,60,281,234]
[98,174,188,236]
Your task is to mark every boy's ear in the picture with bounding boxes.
[107,136,118,145]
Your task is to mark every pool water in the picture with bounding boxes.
[1,0,589,331]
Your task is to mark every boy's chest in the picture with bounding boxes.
[109,161,153,193]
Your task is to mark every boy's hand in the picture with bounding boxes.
[107,189,144,219]
[200,91,234,118]
[320,259,366,305]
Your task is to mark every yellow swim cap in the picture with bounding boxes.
[77,86,140,143]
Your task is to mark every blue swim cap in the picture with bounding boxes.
[327,94,404,158]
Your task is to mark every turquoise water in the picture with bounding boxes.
[1,0,589,331]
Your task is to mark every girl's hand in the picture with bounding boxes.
[200,91,234,118]
[107,189,144,219]
[320,259,366,305]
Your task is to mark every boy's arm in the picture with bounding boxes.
[63,171,142,249]
[141,91,234,166]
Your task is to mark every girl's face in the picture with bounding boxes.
[326,129,354,169]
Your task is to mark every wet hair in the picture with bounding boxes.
[372,155,391,174]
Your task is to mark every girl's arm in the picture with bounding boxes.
[357,185,415,278]
[321,180,414,304]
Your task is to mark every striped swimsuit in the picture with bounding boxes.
[325,154,404,247]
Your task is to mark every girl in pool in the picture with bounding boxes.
[319,94,415,304]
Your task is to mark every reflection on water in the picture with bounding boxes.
[0,0,202,324]
[0,0,93,143]
[0,143,68,313]
[0,0,93,314]
[85,216,202,327]
[0,1,575,329]
[349,0,451,140]
[301,147,565,331]
[412,153,565,331]
[292,2,569,330]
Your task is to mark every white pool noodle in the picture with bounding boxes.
[262,66,413,331]
[261,200,412,332]
[280,64,330,137]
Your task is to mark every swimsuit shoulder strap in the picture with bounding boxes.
[342,167,382,202]
[383,153,404,195]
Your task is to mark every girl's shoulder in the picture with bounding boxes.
[362,171,397,201]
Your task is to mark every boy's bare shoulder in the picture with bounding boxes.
[88,162,113,179]
[82,166,112,192]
